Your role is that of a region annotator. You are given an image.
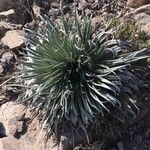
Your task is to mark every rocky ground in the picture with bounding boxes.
[0,0,150,150]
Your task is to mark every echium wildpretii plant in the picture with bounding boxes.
[18,13,150,141]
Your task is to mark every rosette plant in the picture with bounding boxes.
[19,13,150,141]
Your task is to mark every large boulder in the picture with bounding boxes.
[127,0,150,8]
[1,30,24,49]
[0,102,58,150]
